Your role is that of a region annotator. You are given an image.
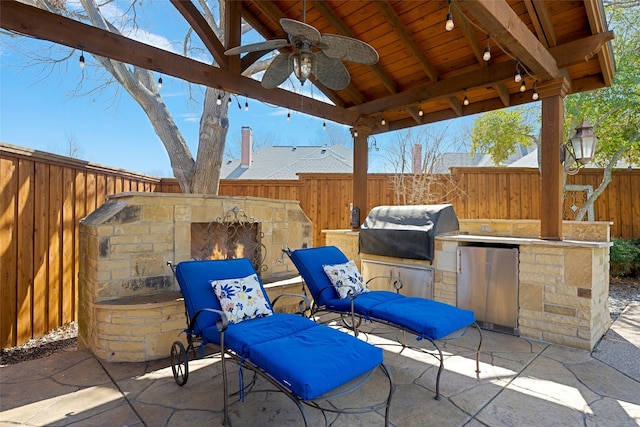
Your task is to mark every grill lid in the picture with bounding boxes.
[358,204,459,261]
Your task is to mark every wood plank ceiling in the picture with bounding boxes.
[1,0,615,136]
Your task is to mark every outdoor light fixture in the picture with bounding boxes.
[292,49,314,86]
[445,1,454,31]
[245,100,249,111]
[562,119,597,175]
[381,115,386,126]
[418,108,424,117]
[514,63,522,82]
[463,95,470,106]
[482,35,491,61]
[157,77,163,89]
[287,111,291,121]
[323,121,327,130]
[354,130,359,137]
[216,94,222,105]
[532,82,539,100]
[79,52,85,69]
[520,78,526,92]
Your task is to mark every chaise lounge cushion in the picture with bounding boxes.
[370,298,476,340]
[247,323,383,400]
[288,245,349,306]
[324,290,404,313]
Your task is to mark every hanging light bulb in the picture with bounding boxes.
[157,77,163,90]
[418,108,424,117]
[463,95,470,106]
[287,111,291,122]
[323,122,327,130]
[354,130,359,138]
[216,94,222,105]
[520,78,526,93]
[532,81,539,100]
[79,52,85,69]
[514,63,522,83]
[227,96,232,106]
[445,0,454,31]
[244,99,249,111]
[482,35,491,61]
[381,115,386,126]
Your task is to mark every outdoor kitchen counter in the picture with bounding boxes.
[437,233,612,248]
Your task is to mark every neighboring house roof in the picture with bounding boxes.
[432,143,536,173]
[221,145,353,179]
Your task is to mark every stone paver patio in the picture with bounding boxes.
[2,303,639,426]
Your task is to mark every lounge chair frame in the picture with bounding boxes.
[284,246,483,400]
[168,260,394,426]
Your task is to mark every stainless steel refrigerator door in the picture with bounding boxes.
[457,246,519,334]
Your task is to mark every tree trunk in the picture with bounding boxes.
[575,147,626,220]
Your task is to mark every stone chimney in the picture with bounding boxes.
[241,127,252,168]
[412,143,422,173]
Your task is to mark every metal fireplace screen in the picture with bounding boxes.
[358,204,459,262]
[191,207,266,274]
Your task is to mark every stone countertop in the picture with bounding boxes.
[437,233,612,248]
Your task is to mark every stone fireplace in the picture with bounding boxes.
[78,193,312,362]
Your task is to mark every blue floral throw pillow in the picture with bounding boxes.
[322,260,369,299]
[211,274,273,324]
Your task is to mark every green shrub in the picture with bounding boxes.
[610,238,640,277]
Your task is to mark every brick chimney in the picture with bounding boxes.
[412,143,422,173]
[241,127,252,168]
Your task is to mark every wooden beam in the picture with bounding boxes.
[460,0,561,80]
[310,0,397,95]
[171,0,227,68]
[0,0,359,126]
[351,59,517,117]
[523,0,557,48]
[451,1,486,64]
[406,107,424,125]
[373,1,439,82]
[224,0,242,74]
[549,31,614,67]
[351,127,372,228]
[540,95,564,240]
[492,83,511,107]
[447,96,463,117]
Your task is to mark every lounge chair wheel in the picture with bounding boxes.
[171,341,189,386]
[340,314,362,330]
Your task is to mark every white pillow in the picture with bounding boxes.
[211,274,273,324]
[322,260,369,299]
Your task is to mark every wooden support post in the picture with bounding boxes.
[540,95,564,240]
[352,127,370,229]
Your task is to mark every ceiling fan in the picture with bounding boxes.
[224,17,379,90]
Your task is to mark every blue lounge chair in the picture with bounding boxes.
[285,245,482,400]
[168,257,393,426]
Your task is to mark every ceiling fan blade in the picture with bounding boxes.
[314,52,350,90]
[261,53,292,89]
[321,34,379,65]
[280,18,321,44]
[225,39,290,55]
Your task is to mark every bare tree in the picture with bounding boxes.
[385,126,462,206]
[15,0,271,194]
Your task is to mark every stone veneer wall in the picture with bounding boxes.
[324,219,611,351]
[78,192,312,362]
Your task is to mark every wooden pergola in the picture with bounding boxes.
[1,0,615,240]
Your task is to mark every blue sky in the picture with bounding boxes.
[0,1,472,177]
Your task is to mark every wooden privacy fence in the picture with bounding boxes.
[2,142,639,347]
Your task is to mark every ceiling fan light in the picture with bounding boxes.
[292,50,314,85]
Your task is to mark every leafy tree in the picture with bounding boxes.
[470,2,639,220]
[7,0,271,194]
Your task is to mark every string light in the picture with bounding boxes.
[287,111,291,121]
[157,77,163,90]
[79,52,85,69]
[532,81,539,100]
[381,115,386,126]
[354,130,359,137]
[245,97,249,111]
[228,96,232,106]
[418,101,424,117]
[323,122,327,130]
[216,94,222,105]
[445,0,454,31]
[514,62,522,83]
[463,95,470,106]
[520,78,526,92]
[482,35,491,61]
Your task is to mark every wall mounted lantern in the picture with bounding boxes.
[562,119,597,175]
